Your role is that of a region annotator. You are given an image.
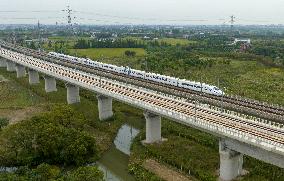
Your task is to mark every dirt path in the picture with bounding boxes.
[143,159,192,181]
[0,106,45,124]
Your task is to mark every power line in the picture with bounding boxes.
[0,9,279,25]
[0,10,61,13]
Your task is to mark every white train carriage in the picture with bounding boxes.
[47,51,224,96]
[101,63,118,72]
[145,73,177,86]
[130,69,145,79]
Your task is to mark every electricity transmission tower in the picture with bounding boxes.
[62,5,79,56]
[62,5,73,26]
[230,15,236,29]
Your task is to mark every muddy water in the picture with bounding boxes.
[97,124,140,181]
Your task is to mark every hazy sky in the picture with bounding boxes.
[0,0,284,25]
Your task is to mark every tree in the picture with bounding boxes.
[125,50,136,57]
[48,41,52,49]
[0,106,98,167]
[0,118,9,129]
[65,166,104,181]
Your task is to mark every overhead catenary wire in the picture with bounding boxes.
[0,9,279,25]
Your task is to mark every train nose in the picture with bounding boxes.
[218,91,224,96]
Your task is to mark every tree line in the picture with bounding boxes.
[74,38,172,49]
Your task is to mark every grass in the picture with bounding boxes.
[0,69,44,109]
[69,48,146,59]
[182,60,284,105]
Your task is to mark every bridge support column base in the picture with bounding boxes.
[144,111,162,143]
[16,64,26,78]
[44,76,57,93]
[0,58,7,67]
[28,69,40,84]
[97,94,113,121]
[219,139,243,181]
[6,61,16,72]
[66,84,80,104]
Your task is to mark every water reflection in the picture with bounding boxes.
[97,124,140,181]
[114,124,140,155]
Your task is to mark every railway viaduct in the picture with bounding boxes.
[0,48,284,181]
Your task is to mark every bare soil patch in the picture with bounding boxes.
[0,106,45,124]
[143,159,192,181]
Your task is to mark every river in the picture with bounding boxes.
[97,124,140,181]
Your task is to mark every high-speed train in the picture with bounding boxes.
[48,52,224,96]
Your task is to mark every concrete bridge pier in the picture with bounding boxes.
[97,94,113,121]
[0,58,7,67]
[6,60,16,72]
[66,84,80,104]
[28,69,40,84]
[16,64,26,78]
[44,75,57,93]
[144,111,162,143]
[219,139,243,181]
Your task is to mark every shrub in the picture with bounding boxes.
[0,118,9,129]
[65,166,104,181]
[0,106,98,166]
[125,50,137,57]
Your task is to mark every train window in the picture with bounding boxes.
[213,87,220,91]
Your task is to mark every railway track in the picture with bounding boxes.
[2,48,284,148]
[1,41,284,123]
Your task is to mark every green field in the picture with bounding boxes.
[158,38,197,45]
[0,71,44,109]
[69,48,146,59]
[48,36,91,41]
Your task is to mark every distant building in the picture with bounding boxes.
[233,38,251,45]
[183,34,190,39]
[143,36,150,40]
